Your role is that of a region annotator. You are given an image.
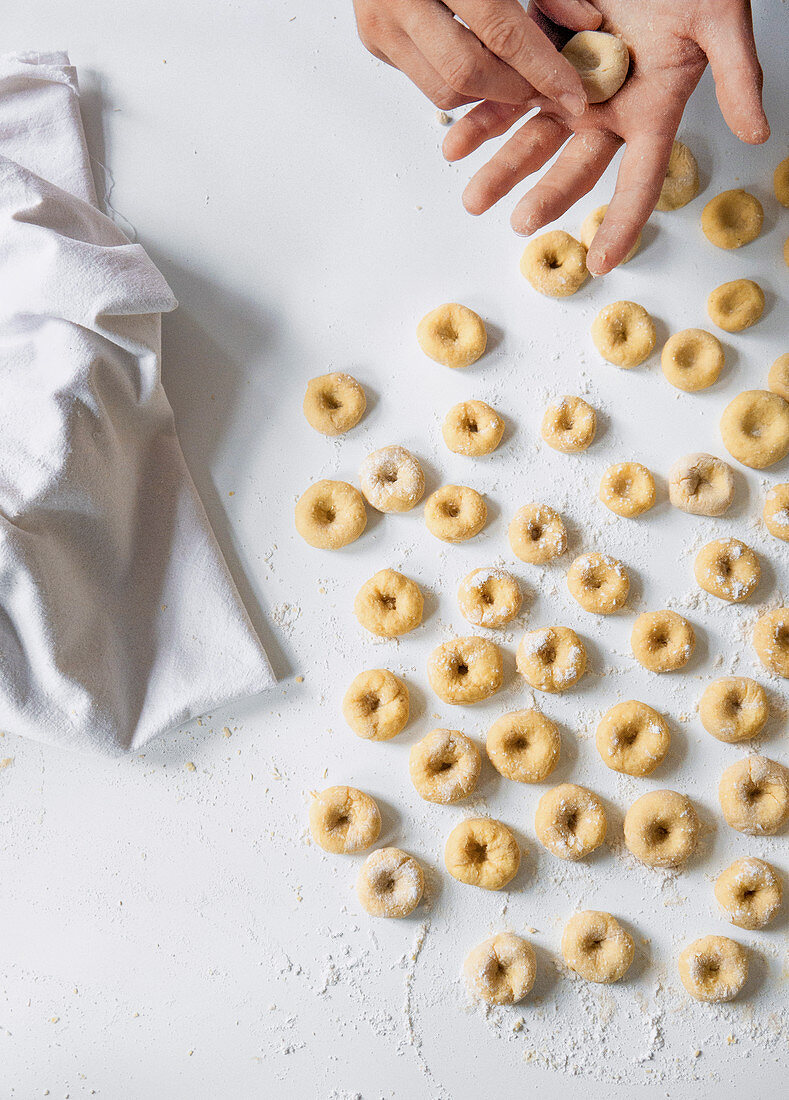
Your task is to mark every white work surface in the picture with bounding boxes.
[2,3,788,1097]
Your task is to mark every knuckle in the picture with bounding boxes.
[432,86,468,110]
[482,19,525,61]
[442,52,483,95]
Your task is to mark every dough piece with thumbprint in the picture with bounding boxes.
[486,708,560,783]
[295,479,367,549]
[458,567,522,628]
[342,669,409,741]
[444,817,520,890]
[509,503,567,563]
[596,700,670,776]
[357,848,424,918]
[561,911,634,984]
[359,445,425,512]
[592,301,656,368]
[699,677,768,743]
[517,626,586,693]
[417,303,487,368]
[599,462,655,518]
[442,399,504,456]
[702,189,763,249]
[535,783,606,861]
[707,278,764,332]
[624,789,699,868]
[464,932,536,1005]
[678,936,748,1003]
[303,372,366,435]
[409,728,481,804]
[768,353,789,401]
[309,786,381,854]
[715,857,783,930]
[428,636,503,704]
[775,155,789,206]
[541,395,597,453]
[694,538,760,602]
[720,390,789,469]
[661,328,724,392]
[580,204,640,262]
[753,607,789,677]
[425,485,487,542]
[561,31,629,102]
[354,568,423,637]
[719,755,789,835]
[520,230,588,297]
[566,552,629,614]
[764,483,789,541]
[631,610,694,672]
[668,452,734,516]
[656,140,699,211]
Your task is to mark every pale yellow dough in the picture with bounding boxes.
[596,700,670,776]
[699,677,768,743]
[295,479,367,549]
[535,783,606,861]
[624,789,699,868]
[409,728,481,804]
[445,817,520,890]
[707,279,764,332]
[561,911,634,984]
[631,610,694,671]
[561,31,629,103]
[517,626,586,693]
[719,755,789,834]
[486,709,560,783]
[458,567,522,628]
[541,395,597,452]
[753,607,789,677]
[509,503,567,563]
[303,372,366,435]
[357,848,424,917]
[678,936,748,1002]
[424,485,487,542]
[342,669,410,741]
[464,932,536,1004]
[768,353,789,401]
[661,329,724,391]
[428,636,503,704]
[443,400,504,456]
[592,301,656,367]
[417,303,486,368]
[566,552,629,614]
[599,462,655,517]
[775,155,789,206]
[580,204,640,261]
[520,230,588,297]
[309,786,381,854]
[668,452,734,516]
[715,857,782,929]
[702,189,763,249]
[693,538,760,602]
[656,140,699,211]
[763,483,789,540]
[359,445,425,512]
[354,569,423,637]
[720,390,789,468]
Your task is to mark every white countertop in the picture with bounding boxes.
[2,2,788,1097]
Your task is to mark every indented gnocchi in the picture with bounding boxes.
[417,303,487,368]
[354,569,424,637]
[768,353,789,401]
[303,372,366,435]
[775,155,789,206]
[561,910,634,984]
[566,552,629,614]
[442,400,504,456]
[699,677,768,743]
[561,31,630,103]
[342,669,410,742]
[535,783,607,861]
[656,140,699,211]
[678,935,748,1003]
[409,728,481,804]
[623,789,699,868]
[464,932,536,1005]
[509,503,567,564]
[541,395,597,453]
[295,479,367,549]
[702,189,763,249]
[428,636,503,704]
[693,538,760,602]
[718,755,789,835]
[763,483,789,541]
[720,390,789,469]
[309,786,381,854]
[357,848,424,918]
[486,709,561,784]
[444,817,520,890]
[517,626,586,693]
[457,567,522,628]
[631,610,694,672]
[592,301,656,368]
[753,607,789,677]
[359,444,425,513]
[661,329,724,392]
[596,700,670,776]
[715,857,783,929]
[668,452,735,516]
[520,230,588,297]
[580,204,640,261]
[707,279,764,332]
[424,484,487,542]
[599,462,656,518]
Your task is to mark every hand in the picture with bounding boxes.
[353,0,603,115]
[443,0,769,274]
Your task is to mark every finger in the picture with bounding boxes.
[701,17,769,143]
[586,133,674,274]
[510,130,621,234]
[531,0,602,32]
[452,0,588,115]
[462,113,570,216]
[443,100,532,162]
[385,34,476,110]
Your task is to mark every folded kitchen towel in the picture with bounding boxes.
[0,51,275,754]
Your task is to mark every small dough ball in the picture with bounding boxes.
[309,786,381,854]
[631,610,695,672]
[694,538,760,603]
[486,709,560,783]
[357,848,424,918]
[720,390,789,469]
[719,755,789,835]
[303,372,366,435]
[359,445,425,513]
[707,279,765,332]
[566,552,629,614]
[699,677,768,744]
[775,155,789,206]
[753,607,789,677]
[464,932,536,1005]
[535,783,606,861]
[661,329,724,392]
[517,626,586,694]
[520,230,588,297]
[702,189,763,249]
[428,635,503,704]
[295,479,367,549]
[541,395,597,453]
[768,353,789,401]
[458,567,522,628]
[592,301,656,368]
[342,669,410,741]
[580,204,640,262]
[509,503,567,564]
[668,452,735,516]
[596,700,670,777]
[656,140,699,212]
[561,911,634,984]
[442,399,504,456]
[678,936,748,1003]
[409,728,481,804]
[624,789,699,868]
[444,817,520,890]
[417,303,486,368]
[764,483,789,540]
[715,857,783,930]
[354,568,423,637]
[561,30,629,103]
[425,485,487,542]
[599,462,656,518]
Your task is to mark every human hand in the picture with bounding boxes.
[353,0,603,115]
[442,0,769,274]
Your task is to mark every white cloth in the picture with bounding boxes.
[0,51,275,754]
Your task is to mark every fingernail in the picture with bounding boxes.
[559,92,586,117]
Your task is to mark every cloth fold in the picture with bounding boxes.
[0,51,274,754]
